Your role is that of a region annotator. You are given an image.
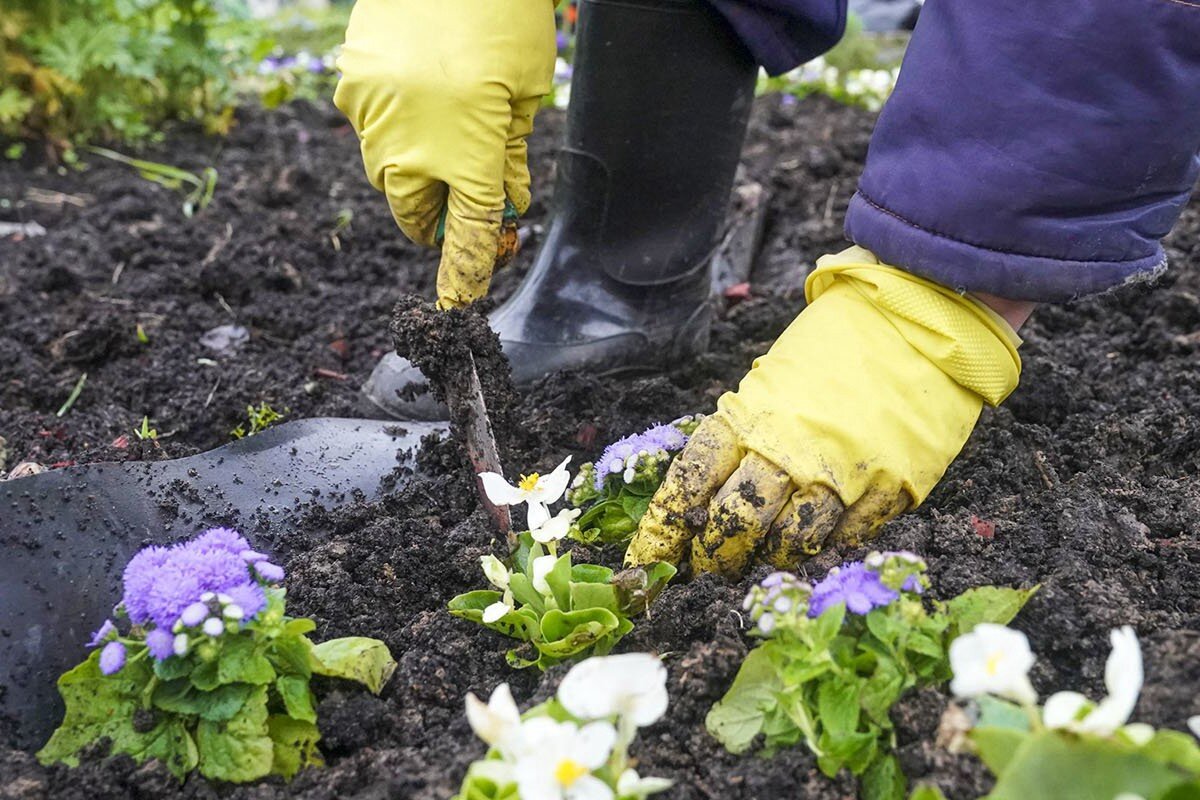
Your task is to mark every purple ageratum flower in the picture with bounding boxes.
[122,545,173,625]
[594,423,690,489]
[145,629,175,661]
[902,575,924,594]
[252,561,284,583]
[808,562,899,618]
[99,641,126,675]
[87,619,117,648]
[224,582,268,621]
[192,527,251,556]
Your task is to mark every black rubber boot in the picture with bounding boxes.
[363,0,758,420]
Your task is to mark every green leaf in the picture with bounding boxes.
[619,492,652,524]
[191,659,221,691]
[945,586,1038,637]
[569,581,621,614]
[986,730,1188,800]
[270,633,316,678]
[976,695,1032,732]
[196,685,274,782]
[218,635,276,685]
[508,573,546,613]
[276,675,317,723]
[543,554,574,611]
[1140,729,1200,775]
[312,637,397,695]
[153,656,193,681]
[970,725,1029,775]
[818,677,862,740]
[536,608,622,661]
[570,563,614,584]
[861,662,905,726]
[862,754,907,800]
[813,602,847,645]
[283,618,317,636]
[38,651,199,778]
[267,715,324,779]
[153,679,254,722]
[908,785,949,800]
[706,647,783,754]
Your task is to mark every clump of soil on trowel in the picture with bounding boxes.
[389,295,521,535]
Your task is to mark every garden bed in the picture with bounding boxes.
[0,94,1198,799]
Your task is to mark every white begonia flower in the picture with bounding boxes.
[481,554,511,590]
[465,683,522,753]
[1189,716,1200,739]
[532,508,582,544]
[948,623,1038,705]
[479,457,572,532]
[513,717,616,800]
[616,769,673,798]
[531,554,558,597]
[1044,626,1143,736]
[557,653,669,728]
[482,589,515,624]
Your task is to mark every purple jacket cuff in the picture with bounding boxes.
[704,0,847,76]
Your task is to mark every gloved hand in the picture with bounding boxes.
[625,247,1023,577]
[334,0,557,309]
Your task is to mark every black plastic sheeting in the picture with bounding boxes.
[0,417,445,748]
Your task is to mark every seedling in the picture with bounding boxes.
[134,416,158,441]
[231,402,286,440]
[86,146,218,217]
[38,528,396,783]
[329,208,353,251]
[135,323,150,344]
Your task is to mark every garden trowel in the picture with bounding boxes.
[0,417,444,749]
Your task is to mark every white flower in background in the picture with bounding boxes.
[557,653,669,728]
[532,507,582,544]
[1113,794,1146,800]
[532,554,558,597]
[1044,626,1143,736]
[949,623,1038,705]
[482,589,515,624]
[616,769,673,798]
[466,683,522,752]
[1189,716,1200,739]
[480,457,572,531]
[514,717,617,800]
[481,554,511,590]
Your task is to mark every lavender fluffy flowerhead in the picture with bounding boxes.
[593,423,690,490]
[99,641,126,675]
[808,562,899,618]
[87,619,117,649]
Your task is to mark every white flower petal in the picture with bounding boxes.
[516,757,562,800]
[465,683,521,747]
[480,472,527,506]
[567,774,613,800]
[616,770,673,797]
[1122,723,1155,746]
[532,508,580,543]
[574,721,618,769]
[558,653,669,727]
[528,456,572,505]
[1093,626,1142,731]
[948,624,1037,705]
[1189,716,1200,739]
[482,601,512,624]
[527,501,552,534]
[481,555,511,590]
[531,554,558,596]
[1043,691,1090,730]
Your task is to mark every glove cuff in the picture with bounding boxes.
[806,247,1023,406]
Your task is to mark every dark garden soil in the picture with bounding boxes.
[1,94,1198,799]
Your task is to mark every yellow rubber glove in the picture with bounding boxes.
[626,246,1023,577]
[334,0,556,309]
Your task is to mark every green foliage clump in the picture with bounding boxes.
[0,0,262,151]
[449,531,675,670]
[706,553,1036,800]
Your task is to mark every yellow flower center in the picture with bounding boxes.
[554,758,589,787]
[518,473,541,492]
[985,652,1004,676]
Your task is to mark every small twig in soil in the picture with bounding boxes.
[203,378,221,409]
[313,368,349,381]
[214,293,236,318]
[111,261,125,285]
[200,223,234,267]
[1032,450,1058,490]
[56,372,88,417]
[25,187,92,207]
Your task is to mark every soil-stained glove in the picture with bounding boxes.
[626,247,1022,577]
[334,0,557,309]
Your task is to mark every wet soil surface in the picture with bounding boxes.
[2,95,1199,798]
